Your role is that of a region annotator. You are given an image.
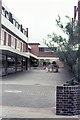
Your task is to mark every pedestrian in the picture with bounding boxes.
[43,61,46,69]
[52,61,59,72]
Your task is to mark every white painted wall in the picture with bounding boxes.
[1,15,28,43]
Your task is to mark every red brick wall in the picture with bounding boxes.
[4,31,6,45]
[29,45,57,57]
[56,60,64,68]
[29,44,39,56]
[15,39,17,49]
[26,44,28,52]
[23,43,27,52]
[38,52,57,57]
[8,34,11,46]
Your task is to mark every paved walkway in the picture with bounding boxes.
[2,67,73,86]
[0,67,79,118]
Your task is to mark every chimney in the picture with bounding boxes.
[74,6,77,20]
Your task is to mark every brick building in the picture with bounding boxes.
[28,43,64,67]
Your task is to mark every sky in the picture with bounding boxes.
[2,0,77,45]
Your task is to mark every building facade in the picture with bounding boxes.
[28,43,64,67]
[0,3,30,76]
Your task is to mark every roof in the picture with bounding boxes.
[28,43,40,45]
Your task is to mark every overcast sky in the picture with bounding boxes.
[3,0,77,45]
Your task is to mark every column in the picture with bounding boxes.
[15,57,17,73]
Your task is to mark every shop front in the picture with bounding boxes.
[1,50,28,76]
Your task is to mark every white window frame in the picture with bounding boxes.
[16,39,20,51]
[6,32,8,46]
[11,35,15,48]
[1,30,4,45]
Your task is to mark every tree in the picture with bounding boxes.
[44,15,79,83]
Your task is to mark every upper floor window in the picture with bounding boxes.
[6,33,8,46]
[16,39,20,51]
[39,48,44,52]
[11,36,15,48]
[8,34,11,46]
[1,30,4,45]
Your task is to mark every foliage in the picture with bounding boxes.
[44,15,80,82]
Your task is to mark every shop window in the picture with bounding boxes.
[2,55,6,75]
[7,56,15,74]
[17,58,22,71]
[23,58,26,70]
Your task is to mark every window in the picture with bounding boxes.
[15,39,17,49]
[20,42,22,51]
[1,30,4,45]
[6,33,8,46]
[11,36,15,48]
[16,39,20,51]
[23,43,26,52]
[39,48,44,52]
[8,34,11,46]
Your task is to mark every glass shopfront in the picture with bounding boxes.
[23,57,26,70]
[7,56,15,74]
[1,53,27,76]
[17,57,22,72]
[2,55,6,75]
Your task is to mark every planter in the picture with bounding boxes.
[56,85,80,115]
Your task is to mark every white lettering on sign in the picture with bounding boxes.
[2,5,28,37]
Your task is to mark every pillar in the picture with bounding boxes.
[15,57,17,73]
[5,55,7,75]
